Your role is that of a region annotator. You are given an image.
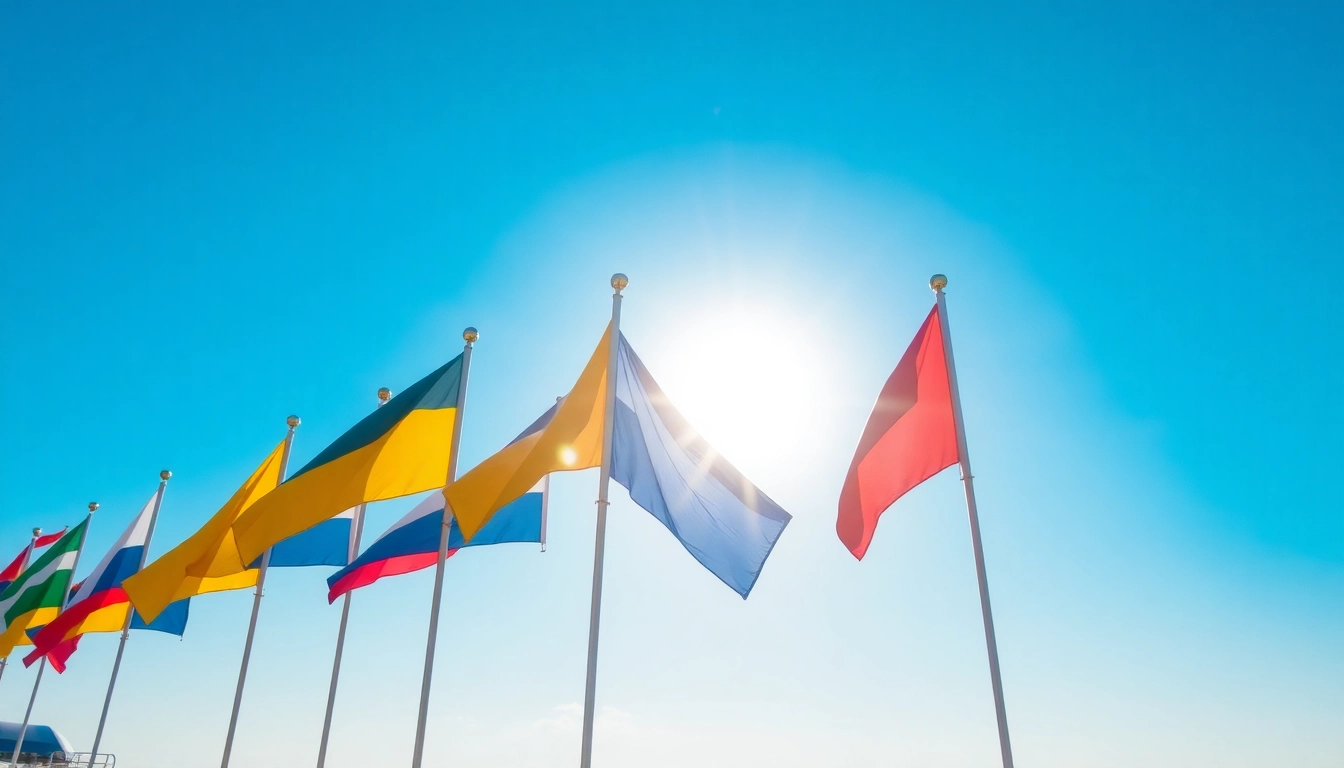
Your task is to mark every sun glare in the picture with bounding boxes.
[648,301,828,479]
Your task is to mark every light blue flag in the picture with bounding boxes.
[611,333,792,598]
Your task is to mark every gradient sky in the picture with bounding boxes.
[2,3,1340,767]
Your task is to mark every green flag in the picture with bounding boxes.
[0,518,87,657]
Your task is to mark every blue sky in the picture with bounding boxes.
[1,2,1340,767]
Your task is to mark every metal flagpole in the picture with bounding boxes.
[538,397,560,554]
[221,416,300,768]
[578,273,626,768]
[410,327,477,768]
[0,529,42,695]
[10,505,98,768]
[87,471,171,767]
[930,274,1015,768]
[315,387,390,768]
[540,476,552,552]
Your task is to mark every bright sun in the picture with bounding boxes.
[647,301,828,478]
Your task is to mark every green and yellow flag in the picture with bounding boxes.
[233,354,465,565]
[123,439,285,623]
[0,519,88,657]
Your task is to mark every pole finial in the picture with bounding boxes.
[611,273,628,293]
[160,469,172,481]
[462,327,479,344]
[377,387,392,406]
[89,502,99,512]
[930,274,948,293]
[31,528,41,538]
[287,415,301,429]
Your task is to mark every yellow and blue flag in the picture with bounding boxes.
[123,439,285,622]
[446,326,789,598]
[445,327,608,539]
[233,355,464,566]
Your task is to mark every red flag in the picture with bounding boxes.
[34,528,67,548]
[0,527,69,590]
[41,637,80,674]
[24,579,86,672]
[838,305,959,559]
[0,548,27,586]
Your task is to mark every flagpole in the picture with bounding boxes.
[410,327,477,768]
[931,274,1015,768]
[0,529,41,695]
[315,387,389,768]
[221,417,300,768]
[578,273,626,768]
[87,471,171,768]
[538,397,560,554]
[10,505,97,768]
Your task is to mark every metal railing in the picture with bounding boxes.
[0,749,114,766]
[43,753,114,767]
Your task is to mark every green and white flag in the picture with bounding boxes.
[0,518,88,657]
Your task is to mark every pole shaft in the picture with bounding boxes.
[315,502,367,768]
[12,511,95,767]
[220,551,269,768]
[540,473,551,553]
[221,427,297,768]
[10,660,47,767]
[89,478,170,765]
[578,288,624,768]
[411,339,475,768]
[934,288,1014,768]
[89,637,129,765]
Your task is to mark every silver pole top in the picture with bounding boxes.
[462,327,479,344]
[611,273,628,293]
[377,387,392,406]
[930,274,948,293]
[31,528,41,537]
[88,502,99,512]
[287,415,301,429]
[160,469,172,481]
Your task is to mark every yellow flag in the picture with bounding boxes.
[122,439,285,622]
[446,324,611,540]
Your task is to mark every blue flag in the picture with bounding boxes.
[130,598,189,636]
[254,508,355,568]
[611,334,791,597]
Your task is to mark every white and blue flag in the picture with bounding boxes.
[611,333,791,598]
